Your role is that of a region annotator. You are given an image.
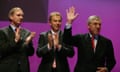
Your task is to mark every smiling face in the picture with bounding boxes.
[88,15,101,35]
[49,12,62,32]
[9,7,24,27]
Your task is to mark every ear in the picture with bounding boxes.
[9,15,13,21]
[87,24,90,29]
[48,21,52,25]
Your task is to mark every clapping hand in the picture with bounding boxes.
[25,32,36,44]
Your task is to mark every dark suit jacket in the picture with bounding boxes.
[63,28,116,72]
[36,30,74,72]
[0,26,34,72]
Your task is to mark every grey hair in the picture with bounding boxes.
[87,15,101,24]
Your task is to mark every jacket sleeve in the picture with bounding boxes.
[63,27,79,47]
[0,30,21,58]
[106,40,116,71]
[20,31,34,56]
[36,33,53,57]
[57,42,74,57]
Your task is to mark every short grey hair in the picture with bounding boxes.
[87,15,101,24]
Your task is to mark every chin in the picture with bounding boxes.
[55,28,59,30]
[95,33,99,35]
[16,23,21,26]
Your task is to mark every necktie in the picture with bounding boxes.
[14,27,21,42]
[52,33,57,68]
[15,28,17,32]
[91,35,95,49]
[15,27,19,32]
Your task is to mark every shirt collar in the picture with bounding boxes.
[10,24,16,32]
[10,24,21,32]
[89,33,98,40]
[51,30,60,35]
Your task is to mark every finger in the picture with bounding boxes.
[75,13,79,18]
[31,32,36,37]
[97,68,103,72]
[96,71,100,72]
[31,32,36,34]
[97,67,102,69]
[72,6,75,13]
[48,33,53,40]
[70,6,75,13]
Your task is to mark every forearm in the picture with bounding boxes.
[36,44,53,57]
[0,39,21,58]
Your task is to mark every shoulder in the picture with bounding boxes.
[0,26,9,31]
[0,26,9,34]
[40,31,48,35]
[0,27,10,38]
[99,35,112,42]
[74,33,87,38]
[39,31,50,38]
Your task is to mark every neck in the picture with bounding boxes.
[11,23,19,28]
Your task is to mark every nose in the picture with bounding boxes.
[56,21,61,25]
[96,24,100,28]
[20,16,23,19]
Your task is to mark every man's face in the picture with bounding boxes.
[88,20,101,35]
[10,9,24,27]
[49,15,62,32]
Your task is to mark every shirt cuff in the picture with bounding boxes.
[66,23,72,29]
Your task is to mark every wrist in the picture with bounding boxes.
[67,19,73,24]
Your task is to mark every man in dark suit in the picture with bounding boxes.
[36,12,74,72]
[0,7,35,72]
[63,7,116,72]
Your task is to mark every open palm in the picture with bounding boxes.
[66,6,79,24]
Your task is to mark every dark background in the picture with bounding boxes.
[0,0,48,23]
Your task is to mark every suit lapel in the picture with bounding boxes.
[20,28,30,40]
[85,34,94,53]
[47,30,52,42]
[8,26,15,40]
[94,36,103,55]
[58,31,62,44]
[20,29,26,40]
